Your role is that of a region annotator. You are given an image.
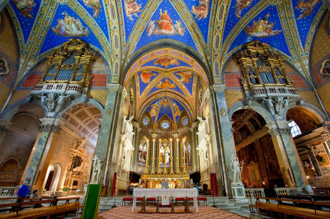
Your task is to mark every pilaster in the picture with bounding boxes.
[21,118,63,187]
[213,84,236,197]
[131,122,141,171]
[267,121,308,187]
[190,122,199,172]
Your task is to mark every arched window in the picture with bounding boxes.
[288,120,302,138]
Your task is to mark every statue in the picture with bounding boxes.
[231,155,244,183]
[91,156,102,184]
[122,114,135,141]
[304,161,310,170]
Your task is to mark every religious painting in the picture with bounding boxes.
[176,70,194,84]
[165,143,171,167]
[295,0,321,20]
[149,101,160,117]
[12,0,36,18]
[81,0,101,18]
[235,0,253,18]
[140,70,156,83]
[155,79,176,89]
[160,145,165,167]
[172,102,181,117]
[52,13,90,37]
[123,0,142,21]
[244,13,282,38]
[147,9,185,36]
[191,0,210,21]
[320,59,330,76]
[0,58,9,76]
[154,57,180,68]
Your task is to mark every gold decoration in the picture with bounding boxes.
[320,59,330,76]
[106,108,112,116]
[220,108,226,116]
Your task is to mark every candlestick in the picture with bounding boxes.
[170,138,173,174]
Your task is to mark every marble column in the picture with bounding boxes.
[131,122,141,171]
[21,118,63,187]
[267,121,308,187]
[151,133,158,174]
[170,139,174,173]
[95,84,121,193]
[190,122,199,172]
[158,139,161,173]
[213,85,236,196]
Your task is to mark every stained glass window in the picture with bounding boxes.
[138,140,147,166]
[142,117,148,126]
[161,121,170,129]
[182,118,188,126]
[288,120,302,138]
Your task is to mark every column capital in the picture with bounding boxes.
[106,84,121,92]
[213,84,226,92]
[39,118,64,134]
[133,122,141,132]
[151,132,158,139]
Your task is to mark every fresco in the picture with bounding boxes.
[244,13,282,38]
[9,0,41,42]
[155,78,176,89]
[146,78,185,97]
[154,56,180,67]
[79,0,109,37]
[51,13,90,37]
[139,70,157,83]
[223,0,259,43]
[186,0,212,42]
[293,0,322,47]
[147,9,185,37]
[175,70,194,84]
[122,0,147,41]
[81,0,101,18]
[228,6,290,56]
[136,1,198,52]
[39,4,103,55]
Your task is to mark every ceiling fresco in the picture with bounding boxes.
[39,3,105,55]
[135,0,198,52]
[228,5,290,55]
[223,0,259,43]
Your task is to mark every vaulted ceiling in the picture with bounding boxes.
[4,0,329,122]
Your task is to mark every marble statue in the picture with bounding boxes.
[91,156,102,184]
[231,155,244,183]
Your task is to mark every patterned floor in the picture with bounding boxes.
[99,206,247,218]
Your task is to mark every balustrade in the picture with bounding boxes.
[274,187,303,196]
[245,188,265,199]
[0,186,18,197]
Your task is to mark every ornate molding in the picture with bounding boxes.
[213,84,226,92]
[151,132,158,139]
[40,124,62,134]
[106,84,120,92]
[268,127,291,137]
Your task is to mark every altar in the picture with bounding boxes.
[132,188,198,212]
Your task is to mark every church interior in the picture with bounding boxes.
[1,0,330,218]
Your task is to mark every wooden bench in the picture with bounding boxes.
[57,196,81,204]
[0,203,82,219]
[122,197,133,205]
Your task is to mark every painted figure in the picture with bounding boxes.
[295,0,321,20]
[235,0,252,19]
[82,0,101,18]
[191,0,210,20]
[52,13,90,37]
[156,79,176,89]
[149,101,159,117]
[147,9,185,36]
[124,0,142,21]
[176,70,194,84]
[154,57,180,68]
[140,70,156,83]
[12,0,35,18]
[172,102,181,116]
[244,13,282,38]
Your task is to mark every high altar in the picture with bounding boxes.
[140,138,191,189]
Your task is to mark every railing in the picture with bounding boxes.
[245,188,265,199]
[0,186,18,197]
[274,187,303,196]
